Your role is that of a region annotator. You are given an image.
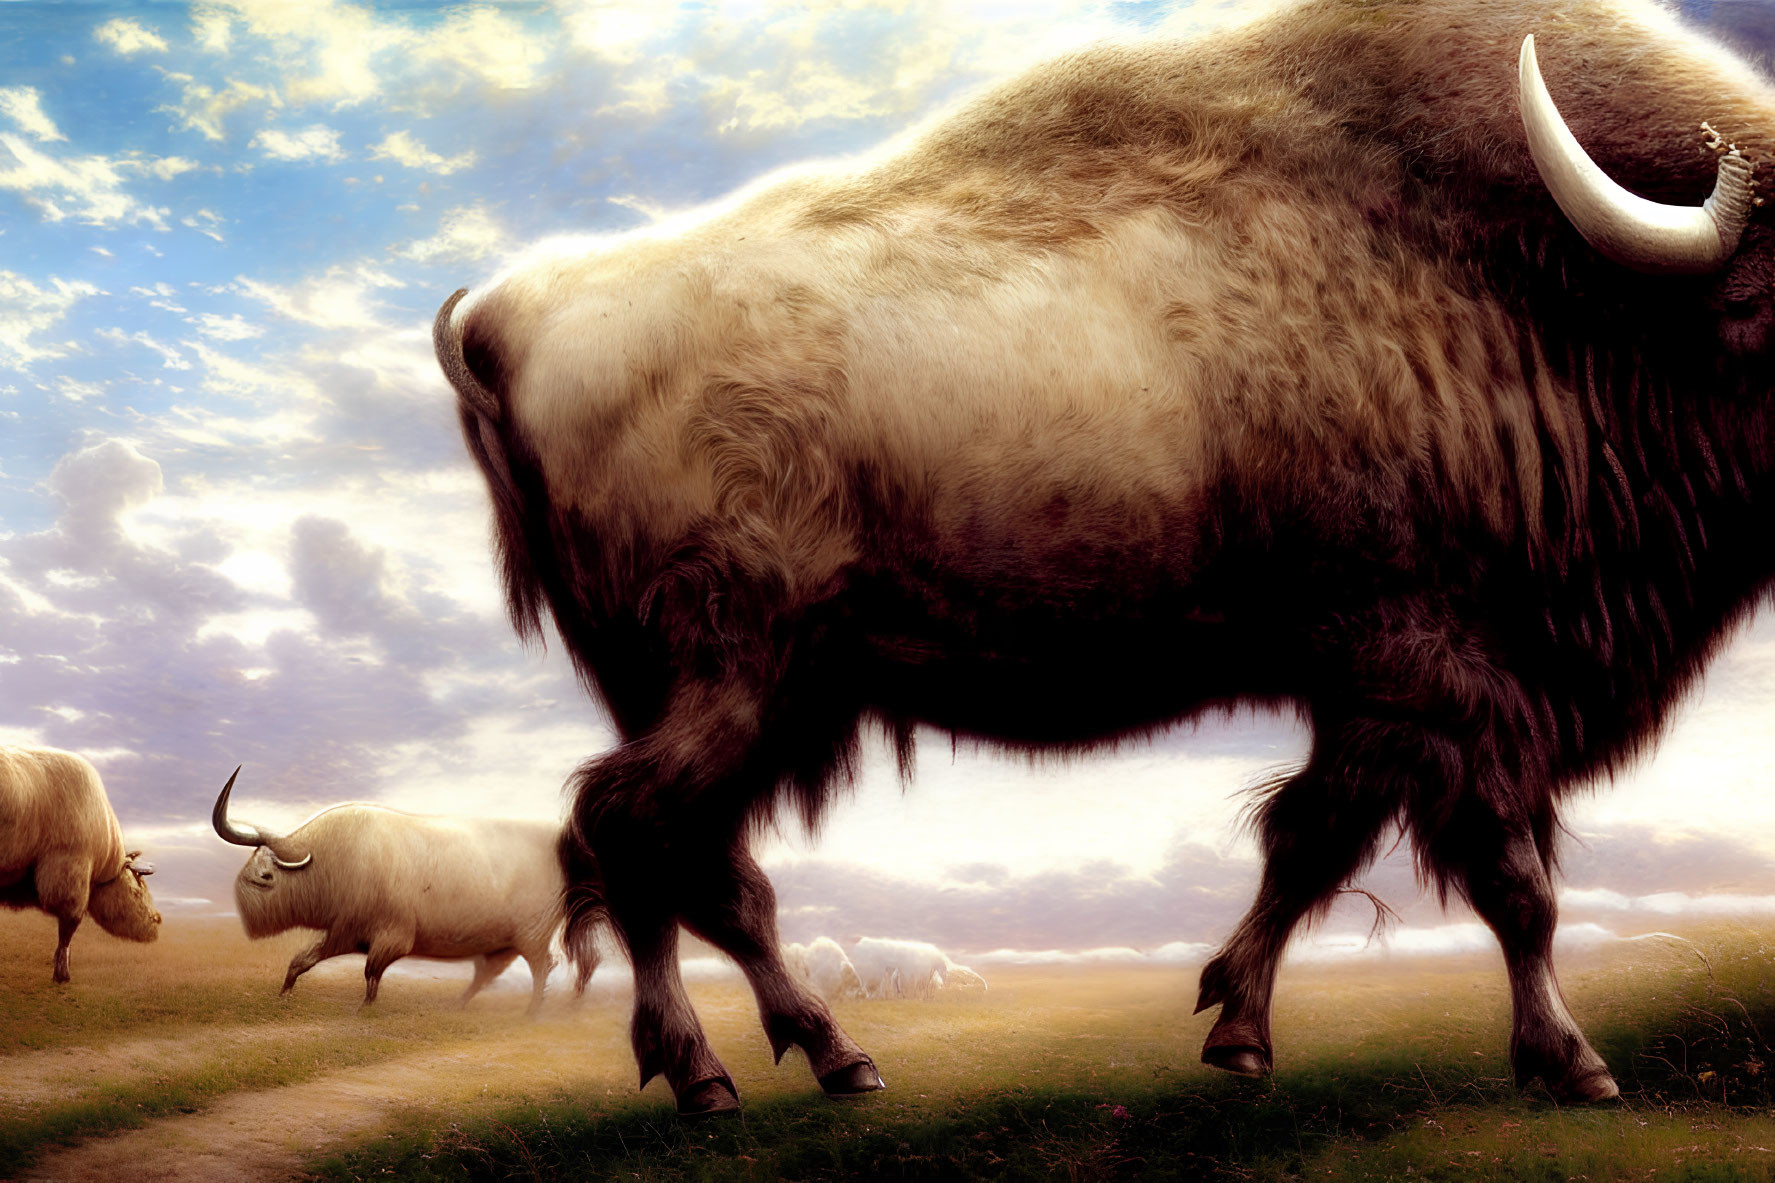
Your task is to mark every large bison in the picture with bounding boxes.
[435,0,1775,1113]
[0,746,160,982]
[212,769,596,1011]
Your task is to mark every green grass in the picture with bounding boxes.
[10,913,1775,1181]
[0,912,592,1178]
[307,929,1775,1181]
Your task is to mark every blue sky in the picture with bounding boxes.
[6,0,1775,961]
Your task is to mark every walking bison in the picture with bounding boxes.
[212,769,595,1012]
[0,746,160,983]
[436,0,1775,1112]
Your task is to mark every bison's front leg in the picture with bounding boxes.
[1196,717,1396,1076]
[282,930,356,994]
[52,915,80,984]
[1441,806,1616,1101]
[678,843,882,1095]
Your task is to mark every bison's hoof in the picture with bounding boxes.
[1202,1045,1270,1078]
[676,1075,742,1118]
[1550,1068,1620,1103]
[820,1058,886,1097]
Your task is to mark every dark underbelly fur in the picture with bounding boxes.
[0,868,40,910]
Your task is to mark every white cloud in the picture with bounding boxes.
[123,155,202,182]
[559,1,656,65]
[369,130,474,175]
[54,376,107,403]
[410,7,547,91]
[182,208,226,242]
[0,271,100,369]
[250,124,345,163]
[0,134,172,229]
[235,264,404,329]
[97,326,192,371]
[1291,921,1622,961]
[392,202,507,264]
[0,87,65,142]
[192,7,234,54]
[198,0,550,109]
[94,17,170,56]
[1562,887,1775,916]
[157,73,279,142]
[605,193,672,222]
[188,312,263,341]
[131,282,187,313]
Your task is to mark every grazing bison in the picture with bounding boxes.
[783,936,863,1000]
[0,746,160,982]
[849,937,987,999]
[212,769,595,1012]
[436,0,1775,1112]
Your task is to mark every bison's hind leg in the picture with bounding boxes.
[520,948,557,1017]
[462,949,521,1008]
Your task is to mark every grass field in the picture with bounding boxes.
[5,911,1775,1180]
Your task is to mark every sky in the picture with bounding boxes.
[5,0,1775,968]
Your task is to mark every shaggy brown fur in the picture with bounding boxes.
[438,0,1775,1109]
[0,746,159,982]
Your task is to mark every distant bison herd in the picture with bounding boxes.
[8,0,1775,1121]
[0,746,987,1014]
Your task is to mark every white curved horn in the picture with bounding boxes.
[1519,34,1753,274]
[272,851,312,870]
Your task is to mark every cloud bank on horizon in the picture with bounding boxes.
[4,0,1775,958]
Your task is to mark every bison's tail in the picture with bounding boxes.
[557,826,607,992]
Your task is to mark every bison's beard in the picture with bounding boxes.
[87,875,160,942]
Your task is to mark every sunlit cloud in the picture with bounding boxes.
[182,208,226,242]
[0,134,173,229]
[187,312,263,341]
[249,123,345,163]
[195,0,551,109]
[96,326,192,370]
[411,7,549,91]
[369,130,475,175]
[94,16,171,56]
[191,7,234,54]
[234,263,404,329]
[0,87,64,142]
[392,202,508,263]
[157,72,279,142]
[0,271,101,369]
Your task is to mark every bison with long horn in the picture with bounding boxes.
[437,0,1775,1113]
[213,768,598,1012]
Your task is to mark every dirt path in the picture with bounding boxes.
[0,1023,334,1109]
[18,1029,620,1183]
